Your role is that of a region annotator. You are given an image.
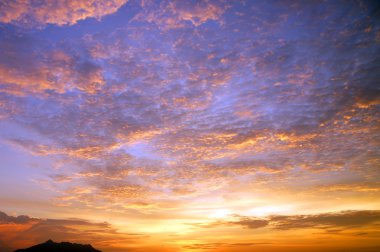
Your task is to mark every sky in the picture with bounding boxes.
[0,0,380,251]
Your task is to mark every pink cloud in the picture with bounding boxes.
[133,0,226,30]
[0,0,128,27]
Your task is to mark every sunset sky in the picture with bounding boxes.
[0,0,380,251]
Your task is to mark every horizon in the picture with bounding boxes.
[0,0,380,251]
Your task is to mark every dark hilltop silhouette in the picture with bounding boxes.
[14,240,102,252]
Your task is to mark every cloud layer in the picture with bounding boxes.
[0,0,380,251]
[0,0,378,213]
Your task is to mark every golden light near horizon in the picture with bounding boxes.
[0,0,380,252]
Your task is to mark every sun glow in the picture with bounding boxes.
[249,205,294,216]
[209,208,232,218]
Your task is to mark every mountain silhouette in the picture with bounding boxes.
[14,240,102,252]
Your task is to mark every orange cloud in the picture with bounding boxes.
[133,0,226,30]
[0,210,145,252]
[0,48,105,95]
[169,0,226,27]
[0,0,128,27]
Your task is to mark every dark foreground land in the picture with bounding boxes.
[14,240,101,252]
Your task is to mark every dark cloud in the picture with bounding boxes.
[271,210,380,230]
[0,211,35,224]
[230,216,269,229]
[194,210,380,231]
[0,210,144,252]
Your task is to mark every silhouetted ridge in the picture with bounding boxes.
[14,240,101,252]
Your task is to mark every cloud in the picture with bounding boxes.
[192,210,380,231]
[0,211,35,224]
[169,0,226,26]
[0,0,379,216]
[182,242,225,250]
[317,183,380,193]
[0,210,145,252]
[231,217,269,229]
[133,0,226,30]
[0,33,105,95]
[182,242,274,250]
[271,210,380,230]
[0,0,128,27]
